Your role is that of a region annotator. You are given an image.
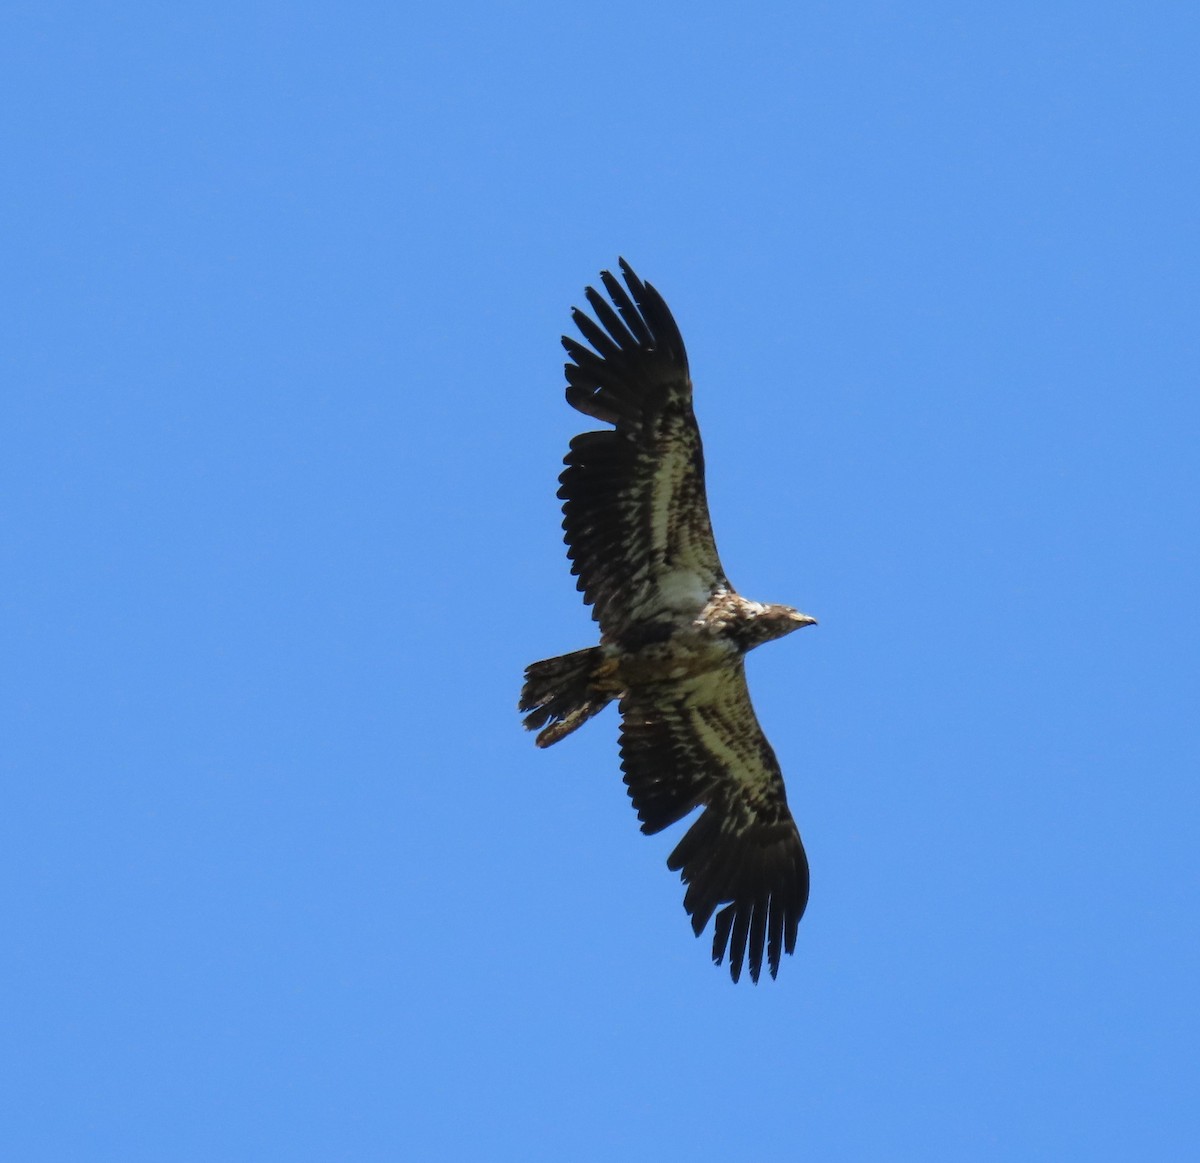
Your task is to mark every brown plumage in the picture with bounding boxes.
[520,260,818,983]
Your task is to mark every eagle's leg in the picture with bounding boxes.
[520,647,620,748]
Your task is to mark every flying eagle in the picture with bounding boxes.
[520,261,817,983]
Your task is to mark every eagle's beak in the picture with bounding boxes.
[794,613,818,628]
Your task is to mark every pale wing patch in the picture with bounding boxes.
[641,568,712,617]
[688,699,763,794]
[629,417,722,621]
[673,670,771,796]
[646,432,690,562]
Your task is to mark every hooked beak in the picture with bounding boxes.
[793,612,818,628]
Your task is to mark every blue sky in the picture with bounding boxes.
[4,3,1198,1159]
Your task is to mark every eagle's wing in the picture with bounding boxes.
[618,663,809,983]
[558,260,728,640]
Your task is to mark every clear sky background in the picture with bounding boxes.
[4,3,1198,1160]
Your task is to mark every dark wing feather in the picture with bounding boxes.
[558,260,729,640]
[618,663,809,983]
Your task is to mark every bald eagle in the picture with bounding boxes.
[520,261,817,983]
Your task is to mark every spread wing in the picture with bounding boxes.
[557,260,729,641]
[619,664,809,983]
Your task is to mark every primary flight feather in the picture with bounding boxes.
[520,260,818,983]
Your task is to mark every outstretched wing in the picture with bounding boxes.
[618,664,809,983]
[558,260,729,641]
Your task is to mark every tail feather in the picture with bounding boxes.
[520,646,618,747]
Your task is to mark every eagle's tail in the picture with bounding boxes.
[520,646,618,748]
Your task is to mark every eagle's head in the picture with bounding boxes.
[731,601,817,652]
[770,605,819,635]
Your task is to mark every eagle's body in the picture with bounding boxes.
[520,261,817,983]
